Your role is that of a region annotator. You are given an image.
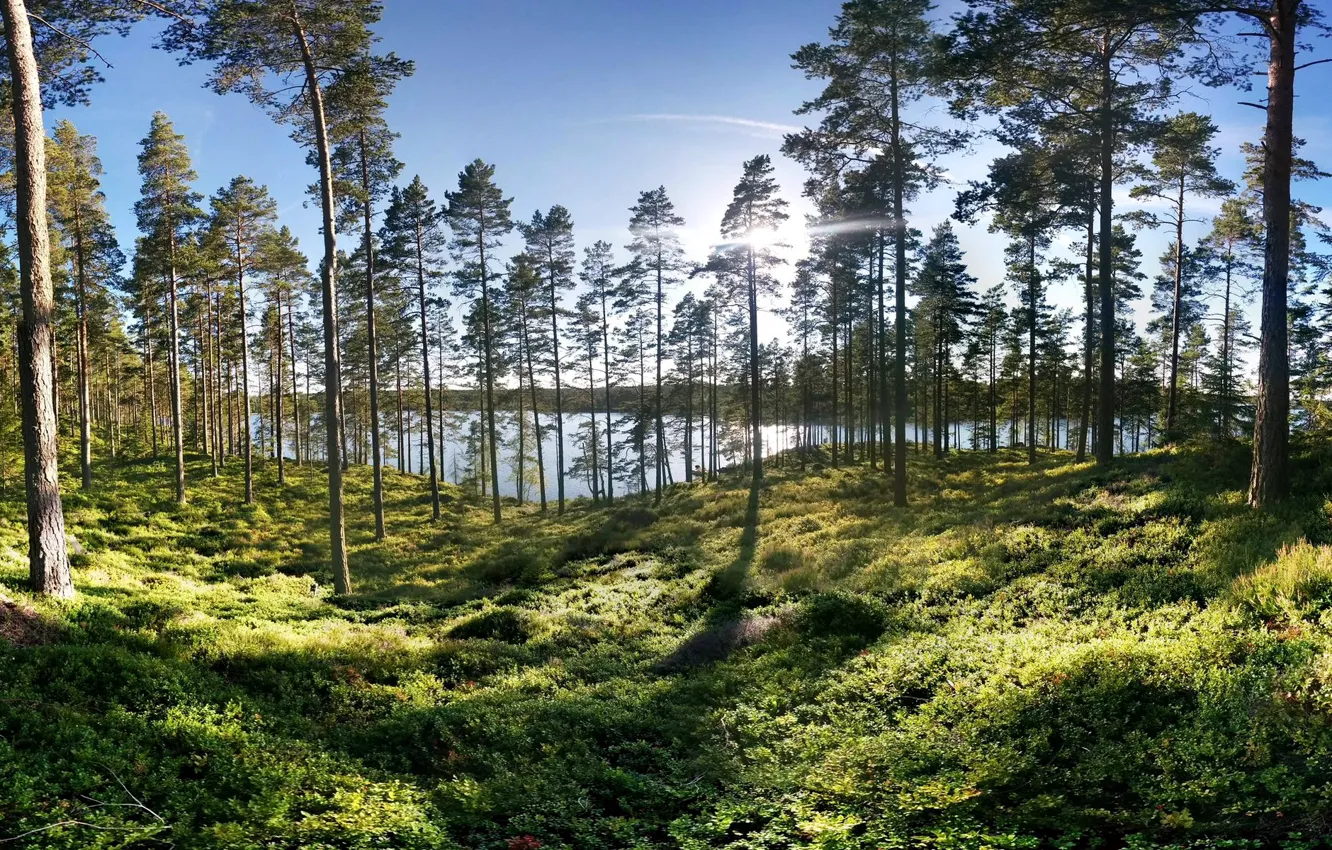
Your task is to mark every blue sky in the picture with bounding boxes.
[47,0,1332,357]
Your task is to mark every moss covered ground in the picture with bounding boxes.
[5,441,1332,848]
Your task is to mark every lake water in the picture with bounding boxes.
[262,411,1153,501]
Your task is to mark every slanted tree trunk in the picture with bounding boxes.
[2,0,72,597]
[295,7,350,591]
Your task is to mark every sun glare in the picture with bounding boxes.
[743,227,781,247]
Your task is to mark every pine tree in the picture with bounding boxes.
[327,52,411,540]
[444,160,513,524]
[580,240,618,503]
[166,0,398,593]
[912,221,976,457]
[627,188,685,504]
[256,227,310,485]
[717,154,788,485]
[521,205,577,513]
[945,0,1195,464]
[1128,112,1233,441]
[47,120,123,491]
[381,176,447,520]
[504,253,548,511]
[209,176,278,505]
[788,0,962,504]
[135,113,202,505]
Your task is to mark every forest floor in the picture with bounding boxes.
[4,440,1332,849]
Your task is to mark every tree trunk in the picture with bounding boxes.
[73,212,92,489]
[1166,174,1185,440]
[890,54,908,505]
[360,131,385,540]
[295,8,350,591]
[478,219,502,523]
[551,252,568,513]
[416,228,440,520]
[748,245,762,484]
[1248,0,1296,508]
[1095,35,1116,465]
[600,297,615,502]
[1077,198,1094,462]
[1028,234,1038,466]
[2,0,72,597]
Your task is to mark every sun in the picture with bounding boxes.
[742,227,781,248]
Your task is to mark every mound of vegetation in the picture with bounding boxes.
[5,443,1332,849]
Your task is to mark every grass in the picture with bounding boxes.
[5,438,1332,848]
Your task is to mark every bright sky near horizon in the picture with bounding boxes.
[45,0,1332,358]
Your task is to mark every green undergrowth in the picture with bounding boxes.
[5,438,1332,848]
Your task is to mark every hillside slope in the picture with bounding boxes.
[3,443,1332,848]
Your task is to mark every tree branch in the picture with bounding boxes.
[27,12,112,68]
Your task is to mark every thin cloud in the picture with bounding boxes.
[599,113,804,137]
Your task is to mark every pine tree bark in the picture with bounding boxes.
[1248,0,1296,508]
[2,0,72,597]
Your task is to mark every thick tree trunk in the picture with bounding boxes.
[2,0,72,597]
[296,9,350,591]
[1249,0,1296,508]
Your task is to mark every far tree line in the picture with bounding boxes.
[0,0,1321,598]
